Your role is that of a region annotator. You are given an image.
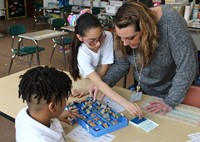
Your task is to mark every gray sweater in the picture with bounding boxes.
[103,5,198,108]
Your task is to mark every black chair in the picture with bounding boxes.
[32,2,51,31]
[50,18,72,63]
[92,7,101,16]
[8,24,45,75]
[61,5,72,21]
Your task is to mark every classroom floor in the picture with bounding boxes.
[0,17,134,86]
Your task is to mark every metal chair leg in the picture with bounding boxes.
[29,54,34,67]
[50,45,57,63]
[61,37,67,70]
[8,56,15,75]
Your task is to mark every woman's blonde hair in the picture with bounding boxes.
[114,1,158,67]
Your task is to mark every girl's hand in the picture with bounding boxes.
[123,101,143,118]
[145,99,172,115]
[71,88,89,98]
[88,84,99,101]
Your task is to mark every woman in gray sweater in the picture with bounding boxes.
[103,1,198,114]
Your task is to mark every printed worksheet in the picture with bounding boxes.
[66,125,115,142]
[188,132,200,142]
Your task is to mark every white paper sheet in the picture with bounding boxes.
[102,96,125,113]
[66,125,115,142]
[188,132,200,142]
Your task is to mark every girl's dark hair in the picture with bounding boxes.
[69,13,102,81]
[18,66,72,104]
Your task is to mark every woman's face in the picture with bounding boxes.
[76,27,106,52]
[115,25,141,49]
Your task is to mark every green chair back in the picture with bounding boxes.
[92,7,101,15]
[8,24,26,36]
[33,2,43,10]
[62,5,72,14]
[52,18,66,29]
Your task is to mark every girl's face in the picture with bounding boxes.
[76,27,106,52]
[115,25,141,49]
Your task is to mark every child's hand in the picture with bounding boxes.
[71,88,89,98]
[123,101,143,119]
[58,109,81,125]
[88,85,99,101]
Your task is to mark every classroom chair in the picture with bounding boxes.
[7,24,45,75]
[50,18,73,63]
[32,2,51,31]
[61,5,72,21]
[182,85,200,108]
[92,7,101,16]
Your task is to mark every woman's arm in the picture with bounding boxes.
[164,10,198,108]
[103,52,130,87]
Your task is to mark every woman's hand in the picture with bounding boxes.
[58,109,81,125]
[144,99,172,115]
[123,101,143,118]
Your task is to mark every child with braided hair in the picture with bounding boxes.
[15,66,80,142]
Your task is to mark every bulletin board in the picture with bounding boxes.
[6,0,27,20]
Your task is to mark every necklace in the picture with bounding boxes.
[134,58,143,93]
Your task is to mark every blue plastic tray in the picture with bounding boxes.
[67,97,128,137]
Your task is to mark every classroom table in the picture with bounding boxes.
[188,20,200,34]
[61,25,75,32]
[0,68,200,142]
[188,20,200,51]
[18,29,68,70]
[40,6,63,19]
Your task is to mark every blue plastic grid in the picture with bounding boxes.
[67,97,128,137]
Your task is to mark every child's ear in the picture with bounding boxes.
[76,34,83,41]
[49,102,57,112]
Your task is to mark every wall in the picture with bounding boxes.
[0,0,5,16]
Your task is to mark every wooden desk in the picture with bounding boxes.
[1,69,200,142]
[61,25,75,32]
[41,6,63,18]
[188,20,200,33]
[18,30,68,70]
[188,20,200,51]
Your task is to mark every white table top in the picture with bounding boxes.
[18,29,68,41]
[100,12,116,16]
[40,6,63,10]
[188,20,200,32]
[61,25,75,32]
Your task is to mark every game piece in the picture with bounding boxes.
[129,117,147,127]
[129,117,159,132]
